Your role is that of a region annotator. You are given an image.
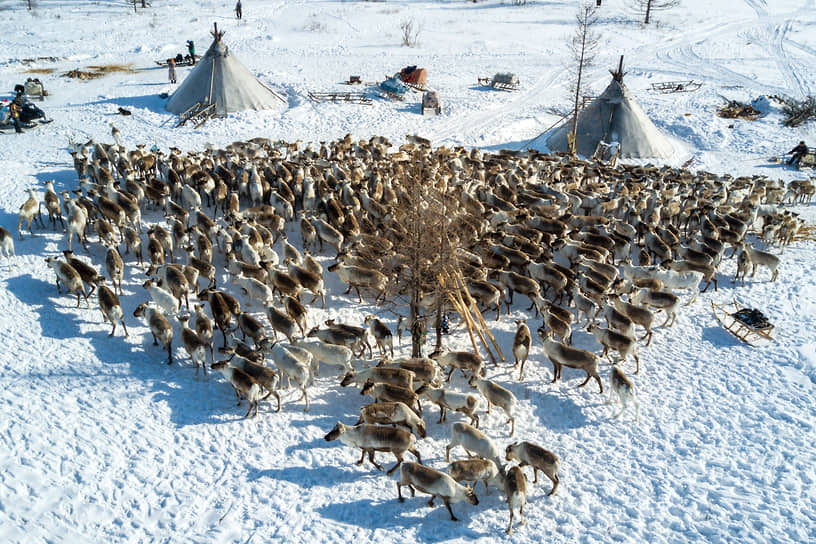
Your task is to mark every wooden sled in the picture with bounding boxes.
[375,88,406,101]
[155,55,198,68]
[176,102,216,128]
[649,80,702,94]
[478,73,520,91]
[711,299,774,344]
[307,91,372,105]
[796,150,816,170]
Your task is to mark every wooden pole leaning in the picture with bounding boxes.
[440,271,497,366]
[439,273,482,362]
[454,270,505,362]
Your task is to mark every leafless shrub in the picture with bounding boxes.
[400,19,422,47]
[781,96,816,128]
[566,2,600,154]
[629,0,681,24]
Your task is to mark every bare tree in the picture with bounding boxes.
[567,2,599,155]
[133,0,151,13]
[389,150,471,357]
[630,0,680,24]
[400,19,422,47]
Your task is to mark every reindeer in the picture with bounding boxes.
[0,227,16,271]
[211,360,261,418]
[396,462,478,522]
[44,256,88,308]
[505,441,560,496]
[133,302,173,364]
[504,465,528,535]
[512,320,532,381]
[537,328,602,392]
[325,422,421,475]
[18,188,45,239]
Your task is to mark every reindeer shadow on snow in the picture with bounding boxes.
[4,274,224,427]
[316,496,491,541]
[248,464,363,489]
[526,370,603,431]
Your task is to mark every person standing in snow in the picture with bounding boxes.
[235,0,242,19]
[8,100,23,133]
[12,88,25,109]
[168,58,177,85]
[186,40,196,65]
[787,141,809,166]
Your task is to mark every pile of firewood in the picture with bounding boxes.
[717,99,761,120]
[781,96,816,127]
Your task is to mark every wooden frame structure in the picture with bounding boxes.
[176,102,216,128]
[478,75,520,91]
[649,80,702,94]
[711,299,774,344]
[307,91,372,105]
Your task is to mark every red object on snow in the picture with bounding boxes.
[400,66,427,87]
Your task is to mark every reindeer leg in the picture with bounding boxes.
[548,473,560,496]
[386,454,403,475]
[368,450,383,471]
[264,390,281,412]
[549,359,559,383]
[443,499,458,521]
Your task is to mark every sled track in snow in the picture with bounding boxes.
[429,65,562,148]
[646,10,811,98]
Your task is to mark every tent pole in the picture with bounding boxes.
[515,112,571,151]
[602,56,624,147]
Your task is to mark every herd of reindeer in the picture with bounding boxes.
[5,129,813,533]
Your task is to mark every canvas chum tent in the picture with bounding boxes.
[546,64,673,160]
[166,23,285,116]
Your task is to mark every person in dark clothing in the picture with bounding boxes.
[8,101,23,133]
[186,40,196,65]
[787,141,809,166]
[13,89,24,108]
[235,0,242,19]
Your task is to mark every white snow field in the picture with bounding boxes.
[1,0,815,542]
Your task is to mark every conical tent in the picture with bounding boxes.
[166,23,285,116]
[546,72,673,160]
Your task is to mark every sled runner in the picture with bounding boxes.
[711,299,774,344]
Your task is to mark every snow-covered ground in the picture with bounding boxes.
[1,1,815,542]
